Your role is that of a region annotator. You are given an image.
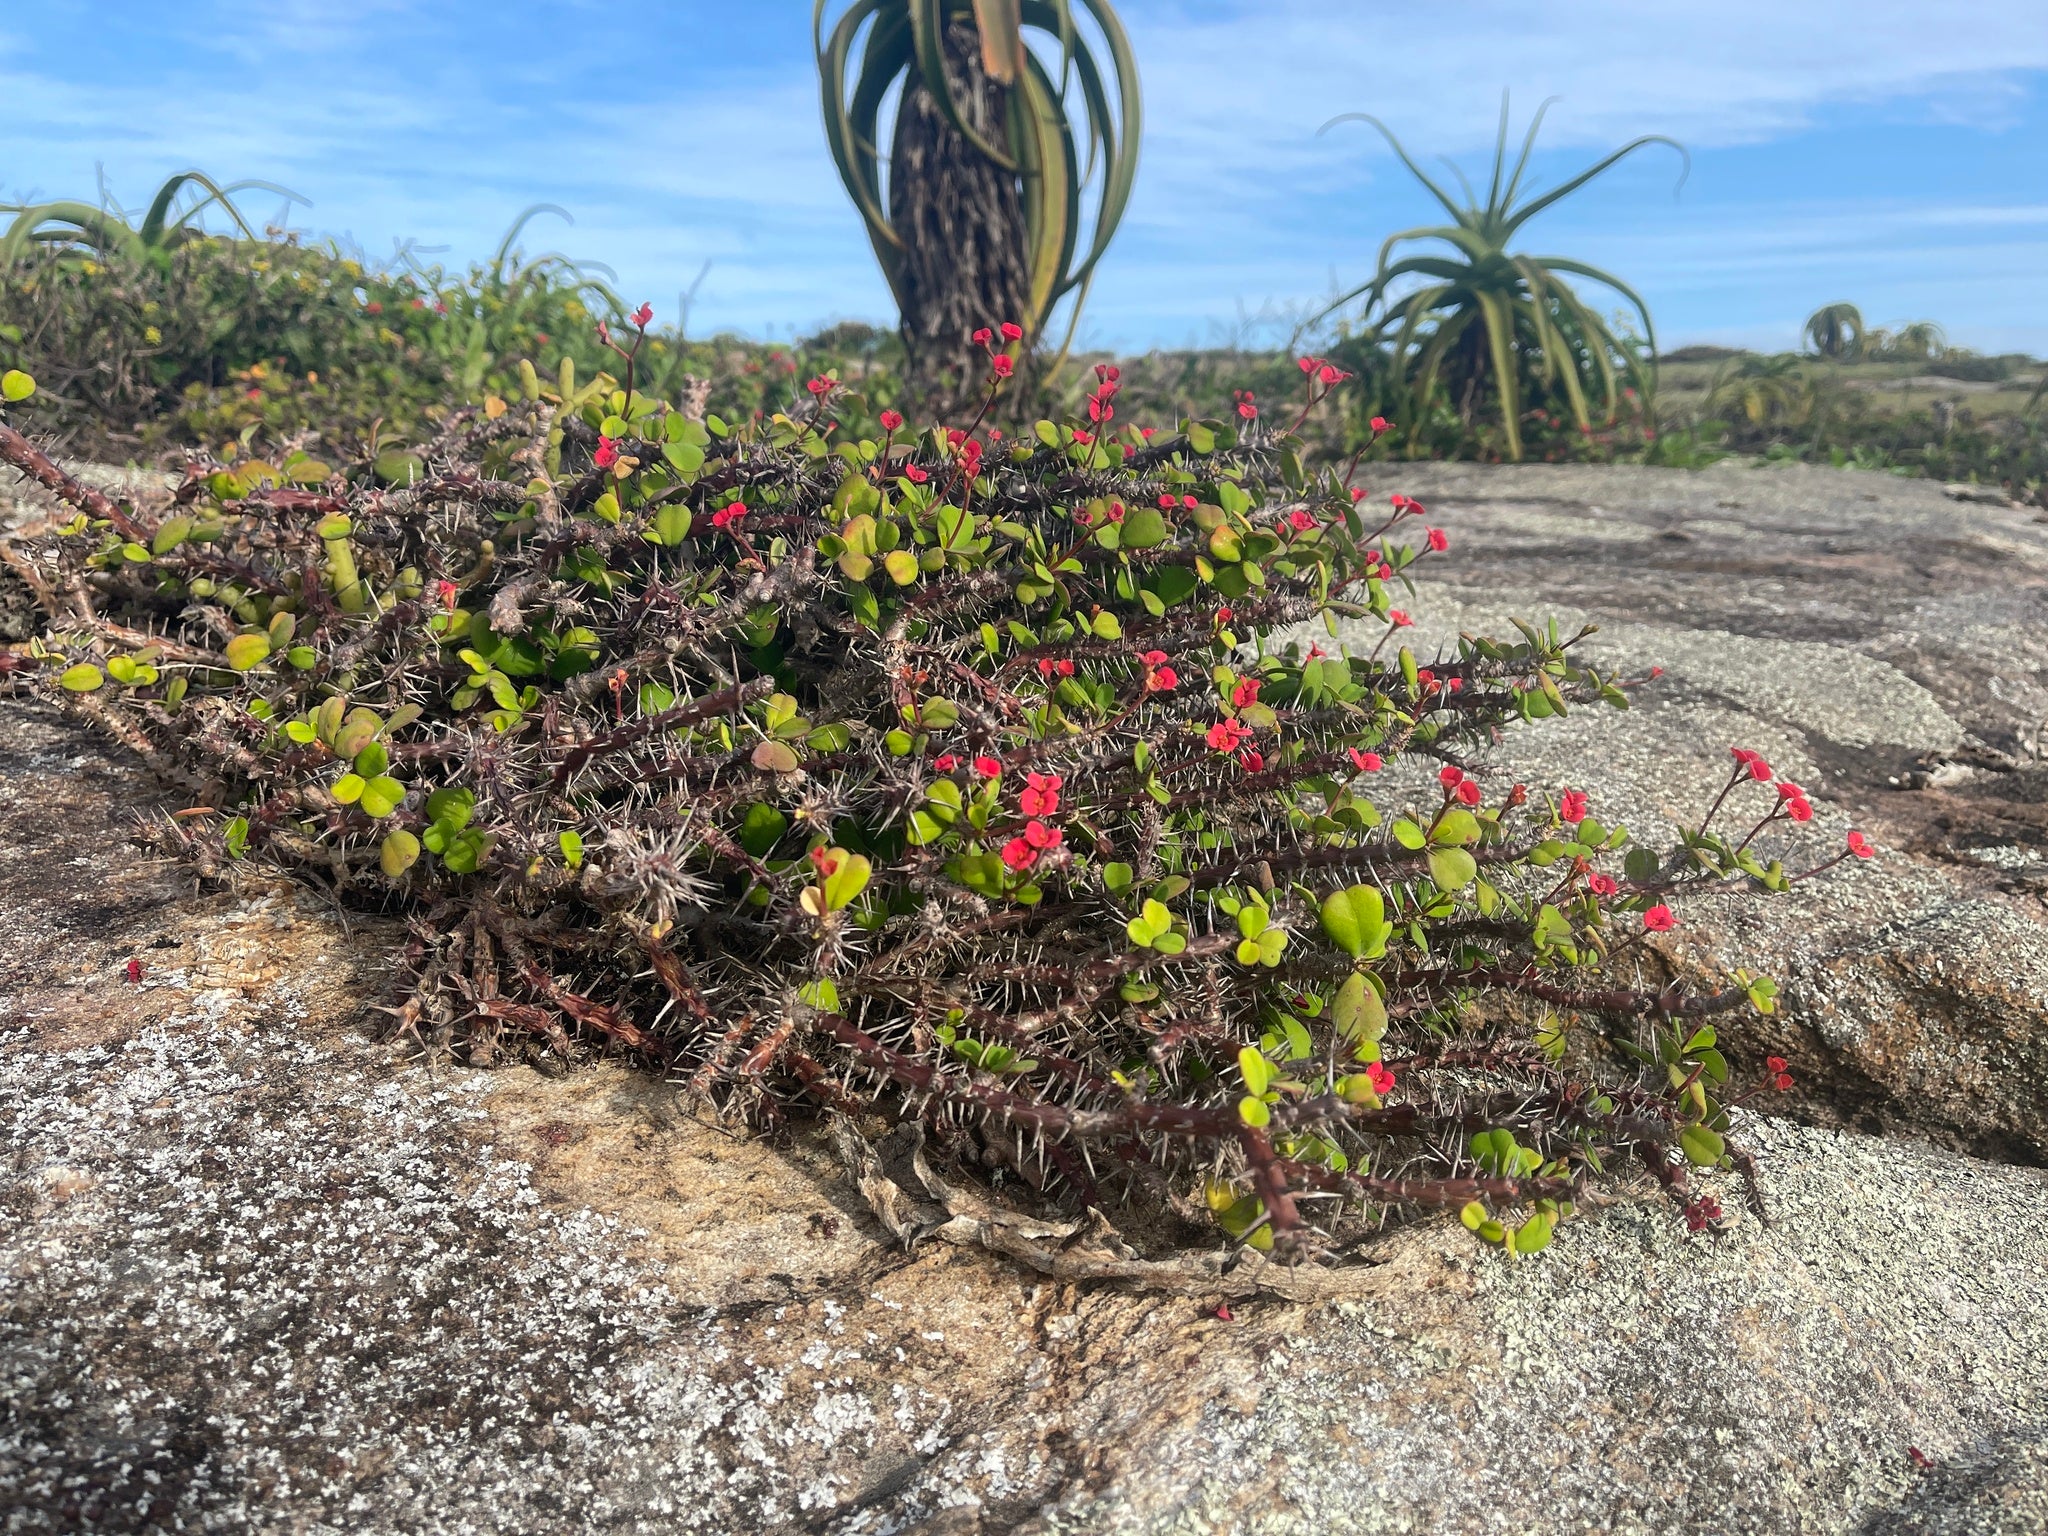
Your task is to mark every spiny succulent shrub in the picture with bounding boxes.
[0,333,1867,1273]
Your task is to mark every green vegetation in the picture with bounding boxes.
[3,340,1844,1264]
[1312,97,1684,462]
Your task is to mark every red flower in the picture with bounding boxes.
[1238,748,1265,773]
[1095,363,1121,384]
[594,436,620,469]
[1558,789,1589,824]
[1784,796,1814,823]
[903,465,929,484]
[1454,779,1482,806]
[1847,829,1875,860]
[1215,606,1233,624]
[1158,494,1177,510]
[806,376,833,396]
[632,301,654,327]
[972,327,993,346]
[880,410,904,432]
[933,754,959,772]
[1643,904,1677,933]
[1388,609,1412,627]
[1415,669,1437,691]
[1021,772,1063,817]
[1731,748,1773,783]
[364,300,383,314]
[991,354,1015,379]
[1350,486,1366,502]
[1766,1055,1788,1072]
[710,500,748,529]
[1231,677,1261,708]
[1369,416,1390,433]
[973,756,1002,779]
[1206,720,1250,753]
[1107,502,1125,523]
[1288,509,1317,532]
[808,846,842,878]
[1348,748,1383,773]
[1235,390,1258,420]
[1024,818,1062,850]
[1298,355,1317,373]
[435,579,459,609]
[1000,321,1023,341]
[1365,1061,1395,1094]
[1071,430,1093,445]
[1774,1072,1795,1091]
[1426,528,1448,552]
[1141,651,1177,692]
[1507,784,1528,807]
[1001,837,1036,871]
[1318,362,1347,386]
[1684,1194,1722,1232]
[125,957,144,984]
[1390,493,1412,511]
[1587,872,1619,897]
[1438,765,1465,789]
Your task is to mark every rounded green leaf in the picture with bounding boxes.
[358,776,405,818]
[223,633,271,671]
[330,772,367,805]
[1319,885,1386,959]
[1,369,35,403]
[1237,1095,1271,1128]
[1680,1124,1727,1168]
[59,662,104,692]
[1333,972,1387,1044]
[380,829,421,877]
[1428,846,1479,891]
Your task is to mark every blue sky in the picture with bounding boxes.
[5,0,2046,354]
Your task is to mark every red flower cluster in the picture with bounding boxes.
[1002,818,1063,871]
[1230,676,1261,708]
[1439,764,1481,806]
[1558,788,1589,824]
[933,754,958,772]
[1777,781,1815,822]
[1767,1054,1795,1091]
[1296,355,1349,387]
[1389,493,1427,517]
[1683,1194,1723,1233]
[903,464,929,484]
[1020,771,1063,817]
[1348,748,1383,773]
[710,501,747,530]
[1088,363,1121,424]
[1234,389,1258,421]
[594,435,620,470]
[1036,657,1076,680]
[1141,650,1178,692]
[1206,719,1251,753]
[806,376,834,397]
[1287,509,1317,532]
[808,845,843,879]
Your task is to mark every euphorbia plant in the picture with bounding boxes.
[0,325,1868,1279]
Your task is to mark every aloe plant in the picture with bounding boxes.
[815,0,1139,396]
[1315,97,1684,461]
[0,170,302,270]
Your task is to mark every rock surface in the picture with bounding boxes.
[6,462,2048,1534]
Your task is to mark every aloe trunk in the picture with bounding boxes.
[890,16,1032,409]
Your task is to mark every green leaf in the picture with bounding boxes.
[652,504,693,545]
[1428,846,1478,891]
[1119,506,1169,549]
[58,662,104,692]
[223,633,271,671]
[1391,818,1428,851]
[1319,885,1387,959]
[1680,1124,1726,1167]
[1237,1095,1271,1128]
[380,829,421,877]
[1333,972,1387,1044]
[822,850,872,910]
[1103,861,1133,893]
[1,368,36,402]
[558,830,585,869]
[359,776,404,818]
[331,772,367,805]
